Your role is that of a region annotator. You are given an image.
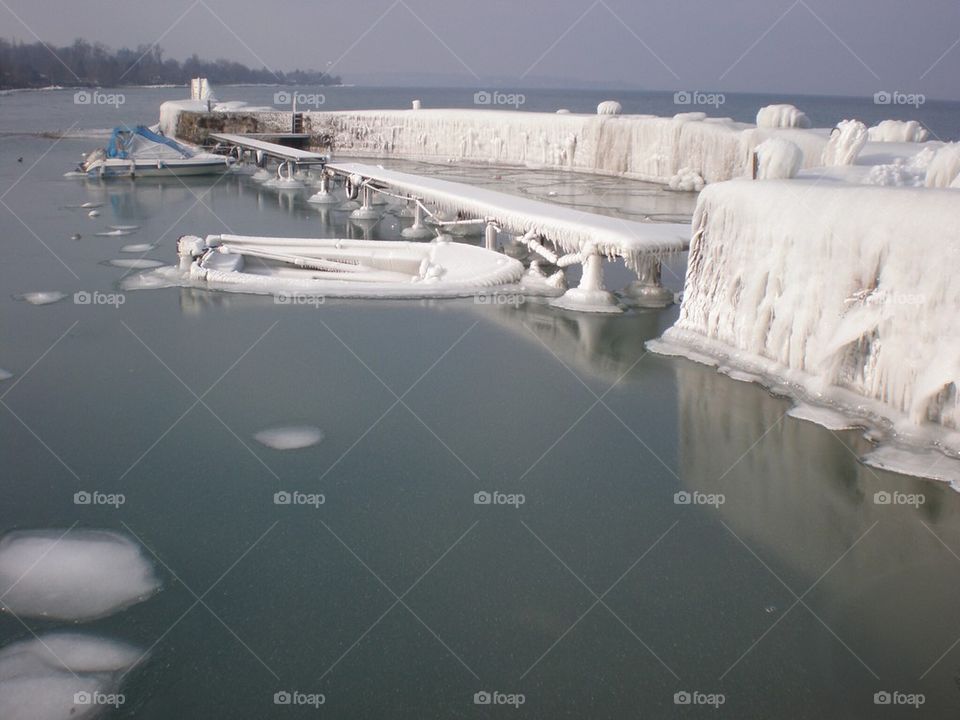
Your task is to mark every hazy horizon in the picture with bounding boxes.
[2,0,958,101]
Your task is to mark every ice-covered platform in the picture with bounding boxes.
[326,162,690,266]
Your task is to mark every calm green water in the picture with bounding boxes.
[2,95,960,719]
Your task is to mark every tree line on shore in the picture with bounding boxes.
[0,39,341,89]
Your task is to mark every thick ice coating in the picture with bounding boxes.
[0,529,160,621]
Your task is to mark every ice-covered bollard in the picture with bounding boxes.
[868,119,929,143]
[485,222,498,251]
[597,100,622,115]
[178,235,206,270]
[753,138,803,180]
[821,120,868,166]
[401,202,434,239]
[551,241,621,313]
[621,257,674,308]
[925,144,960,188]
[350,185,382,220]
[756,104,811,129]
[308,172,339,204]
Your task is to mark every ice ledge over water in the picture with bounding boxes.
[651,178,960,471]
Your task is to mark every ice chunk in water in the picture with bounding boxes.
[0,633,144,720]
[18,292,66,306]
[254,426,324,450]
[119,243,156,253]
[0,369,12,381]
[108,259,164,269]
[787,403,861,431]
[0,529,160,621]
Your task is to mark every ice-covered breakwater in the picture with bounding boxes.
[652,178,960,456]
[164,102,828,186]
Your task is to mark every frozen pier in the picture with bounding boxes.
[326,161,690,312]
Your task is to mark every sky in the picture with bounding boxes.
[3,0,959,99]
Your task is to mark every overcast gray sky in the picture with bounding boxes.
[4,0,959,99]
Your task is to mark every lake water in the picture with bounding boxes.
[1,87,960,718]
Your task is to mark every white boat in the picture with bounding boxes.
[167,234,527,299]
[78,126,233,178]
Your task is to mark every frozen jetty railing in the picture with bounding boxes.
[326,161,690,312]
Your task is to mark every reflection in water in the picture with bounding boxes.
[673,357,960,705]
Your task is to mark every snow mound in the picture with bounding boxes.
[596,101,622,115]
[668,167,705,192]
[925,144,960,189]
[0,529,160,621]
[821,120,868,166]
[254,426,324,450]
[754,138,803,180]
[756,104,810,129]
[0,633,144,720]
[867,119,929,143]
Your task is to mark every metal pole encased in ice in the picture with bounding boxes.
[401,202,434,239]
[550,241,621,313]
[621,256,674,308]
[308,172,339,204]
[485,223,497,251]
[349,184,382,220]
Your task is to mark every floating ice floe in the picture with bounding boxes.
[0,633,144,720]
[0,529,160,621]
[109,225,140,232]
[94,229,134,237]
[0,369,12,381]
[107,258,164,269]
[87,210,100,218]
[18,292,67,306]
[863,446,960,490]
[119,243,156,253]
[253,425,325,450]
[787,404,862,431]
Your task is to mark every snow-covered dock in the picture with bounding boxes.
[325,161,690,266]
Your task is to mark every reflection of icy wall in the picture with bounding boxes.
[674,358,960,687]
[303,109,828,185]
[661,179,960,440]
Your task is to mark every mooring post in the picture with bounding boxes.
[621,256,674,307]
[485,222,497,251]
